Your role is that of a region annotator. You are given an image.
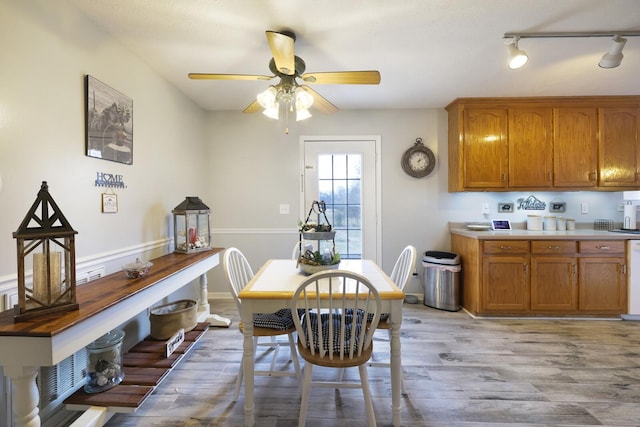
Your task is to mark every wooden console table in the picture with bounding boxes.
[0,248,223,427]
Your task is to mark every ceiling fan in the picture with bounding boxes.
[188,30,381,119]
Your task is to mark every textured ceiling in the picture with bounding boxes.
[69,0,640,113]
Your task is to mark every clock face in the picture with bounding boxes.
[401,144,436,178]
[409,151,430,172]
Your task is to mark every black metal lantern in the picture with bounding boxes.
[172,196,212,254]
[12,181,79,321]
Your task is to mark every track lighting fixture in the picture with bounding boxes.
[503,31,640,70]
[506,37,528,69]
[599,35,627,68]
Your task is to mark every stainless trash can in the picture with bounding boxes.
[423,251,461,311]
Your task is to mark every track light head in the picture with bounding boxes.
[599,35,627,69]
[507,37,528,70]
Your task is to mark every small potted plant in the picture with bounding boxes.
[297,201,340,274]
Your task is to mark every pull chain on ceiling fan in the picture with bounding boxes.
[188,30,381,128]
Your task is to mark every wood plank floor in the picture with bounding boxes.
[104,299,640,426]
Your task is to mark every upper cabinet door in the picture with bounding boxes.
[553,107,598,188]
[508,108,553,188]
[462,107,508,189]
[598,107,640,187]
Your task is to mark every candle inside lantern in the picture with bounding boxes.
[188,227,197,245]
[33,252,61,303]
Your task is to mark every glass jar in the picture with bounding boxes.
[84,330,125,393]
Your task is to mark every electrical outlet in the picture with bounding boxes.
[482,203,490,215]
[279,204,290,215]
[581,202,589,214]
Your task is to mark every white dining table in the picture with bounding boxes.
[238,258,405,426]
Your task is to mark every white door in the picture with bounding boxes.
[300,136,381,262]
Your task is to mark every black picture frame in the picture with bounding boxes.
[85,75,133,165]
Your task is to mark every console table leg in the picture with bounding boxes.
[198,273,231,327]
[5,366,40,427]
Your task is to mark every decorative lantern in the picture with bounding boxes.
[12,181,79,321]
[172,196,212,253]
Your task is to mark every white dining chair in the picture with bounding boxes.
[337,245,417,394]
[368,245,417,395]
[291,270,381,427]
[223,247,302,402]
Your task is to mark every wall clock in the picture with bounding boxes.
[401,137,436,178]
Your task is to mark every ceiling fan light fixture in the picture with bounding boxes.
[507,37,528,70]
[262,102,279,119]
[257,86,278,109]
[599,35,627,68]
[295,87,314,109]
[296,106,312,121]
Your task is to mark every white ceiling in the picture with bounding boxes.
[69,0,640,113]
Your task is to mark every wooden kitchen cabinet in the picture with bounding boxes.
[481,241,529,313]
[451,233,629,316]
[446,96,640,192]
[598,107,640,187]
[508,107,553,188]
[578,241,627,313]
[530,241,577,312]
[454,106,508,190]
[553,107,598,188]
[482,255,529,313]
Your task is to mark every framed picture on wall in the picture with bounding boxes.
[101,193,118,213]
[85,75,133,165]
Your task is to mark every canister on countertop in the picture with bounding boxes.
[544,216,557,231]
[566,218,576,230]
[556,217,567,231]
[527,215,543,231]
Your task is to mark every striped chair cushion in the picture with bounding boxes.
[301,310,365,354]
[253,309,295,330]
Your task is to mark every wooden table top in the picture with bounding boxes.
[0,248,223,337]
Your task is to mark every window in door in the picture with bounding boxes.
[318,153,362,259]
[301,136,380,263]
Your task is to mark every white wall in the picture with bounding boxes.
[0,1,208,280]
[203,110,624,296]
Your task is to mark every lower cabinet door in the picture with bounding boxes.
[482,256,529,313]
[531,256,578,312]
[578,257,627,313]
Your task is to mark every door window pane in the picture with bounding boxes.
[317,154,362,259]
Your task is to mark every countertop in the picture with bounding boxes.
[449,222,640,241]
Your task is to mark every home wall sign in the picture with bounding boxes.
[85,75,133,165]
[94,172,127,188]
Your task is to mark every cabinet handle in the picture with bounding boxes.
[547,172,552,182]
[622,264,627,275]
[523,264,528,274]
[596,245,610,250]
[588,171,597,181]
[573,264,577,277]
[499,245,512,250]
[547,245,561,250]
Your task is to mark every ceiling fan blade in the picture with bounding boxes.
[266,31,295,76]
[301,86,338,114]
[242,99,261,113]
[188,73,273,81]
[301,70,381,85]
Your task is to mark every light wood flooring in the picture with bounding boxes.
[104,299,640,426]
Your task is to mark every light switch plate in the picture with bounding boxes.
[550,202,566,213]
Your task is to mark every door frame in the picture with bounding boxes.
[299,135,382,263]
